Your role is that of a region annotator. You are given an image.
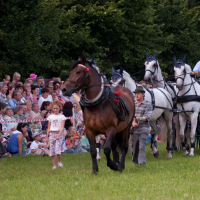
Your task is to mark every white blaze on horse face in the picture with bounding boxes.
[174,66,185,90]
[111,78,122,87]
[144,60,156,81]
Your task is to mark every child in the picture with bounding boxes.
[22,131,32,155]
[40,135,49,155]
[81,130,90,152]
[68,126,87,153]
[46,101,67,169]
[63,134,79,153]
[30,132,44,155]
[4,75,10,83]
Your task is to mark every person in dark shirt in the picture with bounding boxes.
[63,102,73,130]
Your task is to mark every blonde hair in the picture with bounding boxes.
[52,101,62,113]
[25,78,32,83]
[13,72,21,81]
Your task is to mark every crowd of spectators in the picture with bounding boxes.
[0,73,106,158]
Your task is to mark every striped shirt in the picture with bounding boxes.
[134,99,153,129]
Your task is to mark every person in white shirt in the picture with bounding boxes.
[38,87,52,110]
[46,101,67,169]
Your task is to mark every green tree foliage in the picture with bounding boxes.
[0,0,200,81]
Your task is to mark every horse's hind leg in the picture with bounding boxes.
[111,139,119,164]
[104,128,118,171]
[87,131,99,174]
[118,125,130,172]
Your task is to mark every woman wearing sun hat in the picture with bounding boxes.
[30,74,37,82]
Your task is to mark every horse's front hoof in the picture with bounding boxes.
[173,146,178,151]
[154,151,159,158]
[92,170,98,174]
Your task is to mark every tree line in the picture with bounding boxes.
[0,0,200,81]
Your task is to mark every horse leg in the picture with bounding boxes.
[163,111,173,159]
[172,118,177,151]
[95,135,101,161]
[104,128,118,171]
[151,133,159,158]
[118,124,131,172]
[111,140,119,164]
[189,113,198,157]
[87,131,99,174]
[178,115,188,155]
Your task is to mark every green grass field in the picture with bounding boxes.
[1,142,200,200]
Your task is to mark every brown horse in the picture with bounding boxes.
[61,58,135,173]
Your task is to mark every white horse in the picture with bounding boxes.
[110,67,174,158]
[173,55,200,156]
[143,53,178,149]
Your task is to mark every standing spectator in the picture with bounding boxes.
[21,89,27,104]
[73,90,81,112]
[30,74,37,83]
[4,75,10,84]
[11,72,21,87]
[13,105,24,121]
[24,83,31,90]
[46,101,67,169]
[4,106,18,131]
[0,82,8,104]
[7,123,28,156]
[31,85,39,102]
[37,77,45,87]
[132,86,153,166]
[25,101,32,115]
[63,102,73,130]
[8,90,21,109]
[51,91,58,102]
[40,101,51,130]
[26,87,33,102]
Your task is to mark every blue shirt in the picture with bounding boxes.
[8,99,18,109]
[7,131,22,154]
[193,61,200,77]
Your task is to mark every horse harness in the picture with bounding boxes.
[77,67,130,122]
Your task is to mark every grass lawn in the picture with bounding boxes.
[1,142,200,200]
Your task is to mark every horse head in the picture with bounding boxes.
[143,52,159,82]
[61,55,90,96]
[110,66,124,86]
[173,55,191,90]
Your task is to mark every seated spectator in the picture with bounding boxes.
[24,83,31,90]
[6,86,14,101]
[100,135,106,149]
[25,101,32,115]
[40,101,51,130]
[30,132,48,155]
[11,72,21,87]
[25,78,33,85]
[8,90,21,109]
[22,129,32,155]
[4,75,10,84]
[81,130,90,152]
[7,123,28,156]
[45,83,53,101]
[40,135,49,155]
[31,85,39,102]
[0,82,8,104]
[0,136,11,158]
[63,134,79,153]
[21,89,27,104]
[68,126,87,153]
[63,102,73,130]
[4,106,18,131]
[0,103,12,142]
[15,84,23,92]
[38,87,51,109]
[13,105,24,121]
[73,101,82,126]
[51,91,58,102]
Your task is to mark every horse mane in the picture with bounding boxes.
[185,63,192,73]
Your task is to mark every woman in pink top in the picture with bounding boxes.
[31,85,39,102]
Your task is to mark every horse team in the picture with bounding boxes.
[61,54,199,173]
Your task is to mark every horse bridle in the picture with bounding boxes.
[66,64,90,92]
[174,61,186,88]
[112,72,126,86]
[144,56,158,76]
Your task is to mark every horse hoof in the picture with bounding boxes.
[173,146,178,151]
[92,170,98,175]
[188,152,194,157]
[154,151,159,158]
